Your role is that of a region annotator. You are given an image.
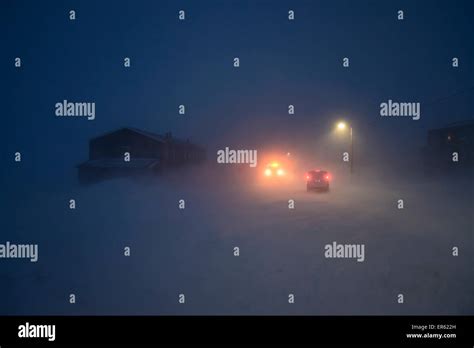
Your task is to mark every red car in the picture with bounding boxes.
[306,170,330,192]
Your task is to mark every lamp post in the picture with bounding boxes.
[336,121,354,174]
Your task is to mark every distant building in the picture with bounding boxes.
[424,120,474,172]
[78,127,205,183]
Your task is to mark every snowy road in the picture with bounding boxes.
[1,165,473,315]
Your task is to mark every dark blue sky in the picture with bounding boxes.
[2,0,473,184]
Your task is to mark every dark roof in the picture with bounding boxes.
[431,119,474,131]
[78,158,160,169]
[90,127,167,143]
[127,127,168,143]
[127,127,196,145]
[89,127,203,150]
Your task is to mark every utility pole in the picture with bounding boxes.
[350,126,354,174]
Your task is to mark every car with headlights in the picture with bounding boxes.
[263,162,286,178]
[306,170,330,191]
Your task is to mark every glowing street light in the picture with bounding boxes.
[336,121,354,174]
[337,122,347,130]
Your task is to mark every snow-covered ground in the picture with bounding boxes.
[1,163,472,315]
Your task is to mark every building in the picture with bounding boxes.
[424,120,474,173]
[78,127,205,183]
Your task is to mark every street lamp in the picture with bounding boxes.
[336,121,354,174]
